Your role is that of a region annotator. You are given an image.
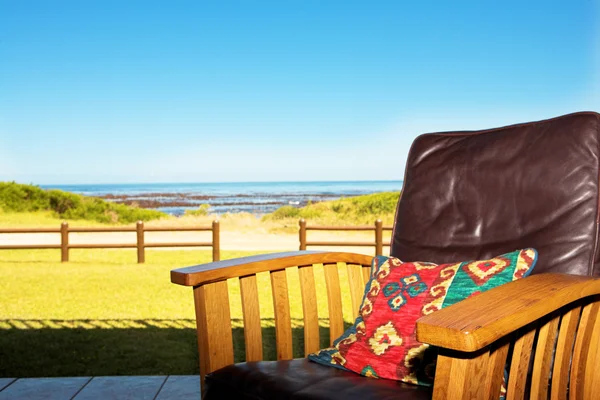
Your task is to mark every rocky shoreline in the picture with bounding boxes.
[96,192,339,212]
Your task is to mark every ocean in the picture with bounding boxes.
[41,181,403,216]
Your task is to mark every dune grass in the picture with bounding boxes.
[0,182,165,224]
[262,191,400,233]
[0,248,357,377]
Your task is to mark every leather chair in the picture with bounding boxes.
[172,111,600,399]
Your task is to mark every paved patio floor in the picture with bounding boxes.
[0,376,200,399]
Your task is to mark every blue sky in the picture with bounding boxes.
[1,0,598,184]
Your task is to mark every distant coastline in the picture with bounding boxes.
[40,181,403,216]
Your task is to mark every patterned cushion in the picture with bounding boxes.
[308,249,537,386]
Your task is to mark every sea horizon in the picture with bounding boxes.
[40,180,404,216]
[38,179,401,186]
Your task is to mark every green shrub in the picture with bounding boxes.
[268,205,301,220]
[347,191,400,215]
[0,182,165,224]
[263,191,400,225]
[184,204,211,217]
[298,207,322,219]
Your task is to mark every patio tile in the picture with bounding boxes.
[155,375,201,399]
[0,377,91,400]
[73,376,166,400]
[0,378,16,392]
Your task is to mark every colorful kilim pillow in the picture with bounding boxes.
[308,249,537,386]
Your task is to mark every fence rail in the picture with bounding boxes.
[298,218,393,255]
[0,221,220,263]
[2,218,390,262]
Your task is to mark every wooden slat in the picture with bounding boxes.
[0,244,61,249]
[346,263,366,318]
[484,341,510,399]
[239,275,263,361]
[298,266,320,355]
[307,226,375,231]
[270,270,293,360]
[144,242,213,248]
[584,308,600,400]
[432,352,453,399]
[193,281,233,385]
[68,226,136,232]
[0,227,60,233]
[144,226,212,231]
[507,326,536,400]
[306,225,392,231]
[570,299,600,400]
[69,244,136,249]
[323,263,344,345]
[305,241,374,247]
[550,304,582,400]
[362,265,371,287]
[530,313,560,399]
[433,350,489,400]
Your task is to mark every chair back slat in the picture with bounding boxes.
[298,266,320,355]
[434,296,600,399]
[346,263,366,316]
[484,298,600,400]
[584,308,600,399]
[323,263,345,345]
[434,351,490,399]
[550,305,582,397]
[193,280,234,381]
[483,342,509,399]
[239,275,263,361]
[362,265,371,286]
[570,299,600,399]
[530,313,560,399]
[191,254,373,388]
[270,269,293,360]
[506,327,536,399]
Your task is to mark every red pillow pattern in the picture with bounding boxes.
[308,249,537,386]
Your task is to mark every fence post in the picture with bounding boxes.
[212,220,220,261]
[60,222,69,262]
[136,221,145,263]
[299,219,307,250]
[375,219,383,256]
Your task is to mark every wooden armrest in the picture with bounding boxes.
[171,250,373,286]
[416,273,600,352]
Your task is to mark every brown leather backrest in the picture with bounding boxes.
[391,111,600,276]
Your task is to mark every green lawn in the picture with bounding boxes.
[0,248,356,377]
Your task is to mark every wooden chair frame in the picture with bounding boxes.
[171,251,600,399]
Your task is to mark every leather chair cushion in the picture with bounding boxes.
[391,111,600,276]
[204,358,432,400]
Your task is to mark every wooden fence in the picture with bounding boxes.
[0,220,220,263]
[298,218,393,255]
